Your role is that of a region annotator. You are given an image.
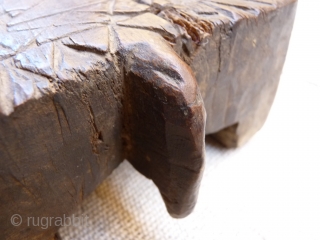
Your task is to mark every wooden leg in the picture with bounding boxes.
[118,27,206,218]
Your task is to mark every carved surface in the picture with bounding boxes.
[0,0,296,239]
[0,0,277,115]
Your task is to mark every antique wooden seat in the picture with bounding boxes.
[0,0,296,239]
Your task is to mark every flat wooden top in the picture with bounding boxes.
[0,0,285,116]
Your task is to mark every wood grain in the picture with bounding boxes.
[0,0,297,239]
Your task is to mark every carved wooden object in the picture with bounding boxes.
[0,0,296,239]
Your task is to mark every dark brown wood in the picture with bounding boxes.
[0,0,296,239]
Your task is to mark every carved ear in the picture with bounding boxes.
[118,28,206,218]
